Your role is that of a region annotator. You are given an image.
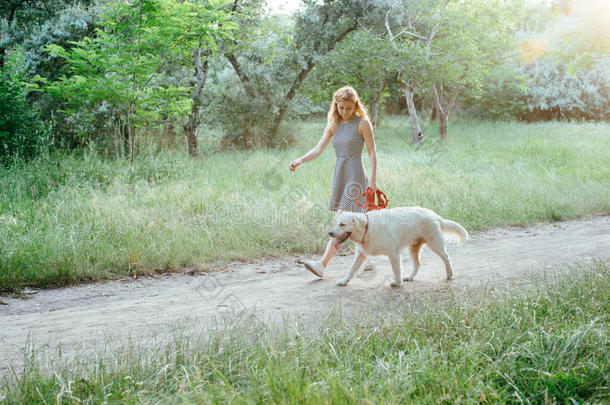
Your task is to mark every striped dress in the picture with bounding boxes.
[329,116,368,213]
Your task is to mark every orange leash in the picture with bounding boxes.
[357,187,389,211]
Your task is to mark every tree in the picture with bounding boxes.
[39,0,231,166]
[427,0,515,139]
[517,0,610,121]
[181,1,236,156]
[219,0,375,148]
[381,0,447,144]
[0,52,51,165]
[273,0,372,135]
[304,29,394,129]
[0,0,95,74]
[183,47,211,156]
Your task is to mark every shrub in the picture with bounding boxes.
[465,60,530,120]
[207,67,295,150]
[0,53,52,165]
[523,58,609,121]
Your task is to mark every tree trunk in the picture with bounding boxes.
[224,52,256,99]
[438,111,448,140]
[370,101,379,129]
[184,119,198,155]
[432,67,468,141]
[373,103,381,129]
[270,61,314,139]
[398,71,422,145]
[128,5,143,171]
[432,81,445,140]
[128,100,135,171]
[123,122,130,156]
[432,81,448,141]
[0,43,6,68]
[184,47,210,156]
[369,75,387,129]
[403,88,423,144]
[165,115,176,148]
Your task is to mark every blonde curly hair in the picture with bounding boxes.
[327,86,368,132]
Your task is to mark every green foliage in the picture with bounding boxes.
[523,58,609,121]
[428,0,517,98]
[0,54,52,166]
[546,2,610,70]
[37,0,232,153]
[210,14,298,149]
[513,1,610,121]
[1,0,607,158]
[215,0,375,149]
[382,0,449,79]
[348,0,524,137]
[304,30,393,108]
[469,0,610,122]
[465,59,529,119]
[0,0,95,71]
[0,3,95,80]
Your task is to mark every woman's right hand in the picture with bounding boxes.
[289,158,302,172]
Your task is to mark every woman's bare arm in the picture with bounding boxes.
[289,124,334,171]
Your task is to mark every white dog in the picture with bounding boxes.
[328,207,469,287]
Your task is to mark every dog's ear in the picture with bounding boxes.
[352,215,365,235]
[333,213,343,226]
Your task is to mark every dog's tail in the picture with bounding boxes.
[439,217,469,246]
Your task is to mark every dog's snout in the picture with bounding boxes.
[328,231,336,238]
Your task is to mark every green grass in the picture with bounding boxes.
[2,261,608,403]
[1,118,609,292]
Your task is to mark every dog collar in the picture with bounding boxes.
[360,213,369,243]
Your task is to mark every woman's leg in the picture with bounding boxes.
[304,211,343,277]
[320,210,343,268]
[321,237,340,268]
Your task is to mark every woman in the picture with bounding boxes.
[289,86,378,278]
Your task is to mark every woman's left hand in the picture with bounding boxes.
[368,180,378,193]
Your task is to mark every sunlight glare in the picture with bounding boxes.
[266,0,302,15]
[576,0,610,46]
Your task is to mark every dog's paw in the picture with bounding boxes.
[390,280,401,288]
[402,276,414,282]
[336,279,348,287]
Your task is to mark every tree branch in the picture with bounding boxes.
[223,0,257,98]
[447,65,469,115]
[398,29,427,41]
[224,53,255,98]
[432,81,443,116]
[385,9,399,53]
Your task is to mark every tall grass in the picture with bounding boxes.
[1,118,609,292]
[2,261,608,403]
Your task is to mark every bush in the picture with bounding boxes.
[522,58,610,121]
[465,57,610,122]
[0,54,52,165]
[207,67,295,150]
[216,94,295,150]
[465,60,530,120]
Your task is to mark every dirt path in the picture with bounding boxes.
[1,216,608,373]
